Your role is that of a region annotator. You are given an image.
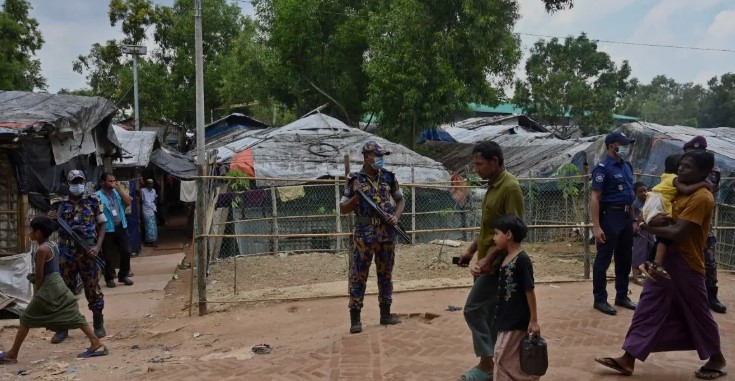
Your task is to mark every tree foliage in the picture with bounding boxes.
[513,33,633,136]
[616,73,735,129]
[364,0,521,146]
[616,75,705,127]
[699,74,735,128]
[73,0,244,130]
[0,0,45,90]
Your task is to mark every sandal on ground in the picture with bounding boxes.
[0,352,18,365]
[77,345,109,359]
[251,344,272,354]
[638,261,671,282]
[595,357,633,376]
[695,366,728,380]
[459,366,493,381]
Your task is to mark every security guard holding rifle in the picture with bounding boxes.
[340,141,406,334]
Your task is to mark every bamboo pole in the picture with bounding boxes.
[270,186,278,255]
[411,167,416,244]
[344,154,352,295]
[233,255,238,295]
[197,224,593,240]
[583,175,591,280]
[334,183,342,251]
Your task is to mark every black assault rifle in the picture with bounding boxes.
[55,212,106,270]
[356,189,411,244]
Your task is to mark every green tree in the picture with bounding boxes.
[365,0,521,147]
[513,33,633,136]
[0,0,45,90]
[74,0,243,130]
[248,0,573,145]
[617,75,705,127]
[699,73,735,128]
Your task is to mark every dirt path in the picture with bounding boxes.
[0,240,601,380]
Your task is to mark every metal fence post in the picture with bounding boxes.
[583,175,591,279]
[335,182,342,251]
[411,167,416,243]
[271,186,279,255]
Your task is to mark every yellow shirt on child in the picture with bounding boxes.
[650,173,677,215]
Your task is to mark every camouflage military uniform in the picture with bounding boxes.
[344,168,401,311]
[53,194,105,314]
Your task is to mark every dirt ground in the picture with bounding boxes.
[0,239,590,380]
[206,241,589,303]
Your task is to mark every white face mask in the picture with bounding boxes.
[617,145,631,159]
[69,184,85,196]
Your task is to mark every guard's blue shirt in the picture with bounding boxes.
[591,155,634,205]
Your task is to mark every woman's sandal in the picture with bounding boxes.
[638,261,671,282]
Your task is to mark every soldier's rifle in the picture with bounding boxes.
[356,189,412,244]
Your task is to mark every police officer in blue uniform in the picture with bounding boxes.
[590,132,638,315]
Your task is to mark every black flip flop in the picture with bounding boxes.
[695,366,728,380]
[595,357,633,376]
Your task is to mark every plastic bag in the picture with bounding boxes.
[641,192,667,224]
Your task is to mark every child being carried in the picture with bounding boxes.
[639,154,711,280]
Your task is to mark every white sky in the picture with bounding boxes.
[27,0,735,93]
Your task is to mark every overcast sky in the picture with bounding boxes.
[28,0,735,93]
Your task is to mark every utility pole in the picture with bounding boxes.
[121,45,147,131]
[194,0,207,316]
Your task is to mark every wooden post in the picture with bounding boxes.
[411,167,416,243]
[583,176,591,279]
[233,255,238,295]
[344,154,352,294]
[271,186,279,255]
[18,194,29,253]
[335,182,342,251]
[196,170,207,315]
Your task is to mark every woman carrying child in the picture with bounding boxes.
[489,215,541,381]
[638,154,711,281]
[0,216,109,364]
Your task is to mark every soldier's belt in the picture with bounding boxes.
[355,216,383,225]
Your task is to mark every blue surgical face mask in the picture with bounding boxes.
[616,145,631,159]
[69,184,85,196]
[371,156,384,170]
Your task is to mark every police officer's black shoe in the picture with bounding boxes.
[50,330,68,344]
[379,303,401,325]
[708,287,727,314]
[349,309,362,334]
[614,297,637,311]
[594,301,617,315]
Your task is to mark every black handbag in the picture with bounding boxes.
[520,335,548,376]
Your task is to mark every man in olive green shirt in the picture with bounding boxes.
[457,141,525,380]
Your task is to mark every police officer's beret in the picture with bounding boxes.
[683,136,707,151]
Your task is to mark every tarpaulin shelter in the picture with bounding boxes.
[210,113,451,186]
[0,91,121,256]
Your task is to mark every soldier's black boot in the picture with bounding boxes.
[708,286,727,314]
[379,303,401,325]
[51,330,68,344]
[350,309,362,334]
[93,312,107,338]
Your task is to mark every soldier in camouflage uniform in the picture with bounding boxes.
[48,170,108,343]
[340,141,406,334]
[683,136,727,313]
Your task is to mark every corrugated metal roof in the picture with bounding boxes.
[112,125,158,167]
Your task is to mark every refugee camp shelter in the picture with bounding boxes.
[0,91,120,255]
[203,113,455,256]
[0,91,120,316]
[211,113,451,186]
